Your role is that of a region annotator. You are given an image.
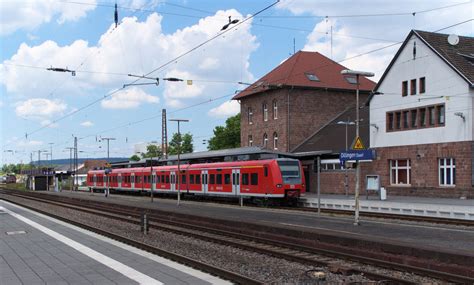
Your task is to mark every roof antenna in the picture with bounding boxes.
[114,2,118,28]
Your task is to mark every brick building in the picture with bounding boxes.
[233,51,375,193]
[369,30,474,198]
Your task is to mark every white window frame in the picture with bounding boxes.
[263,133,268,148]
[439,158,455,186]
[263,103,268,122]
[390,159,411,185]
[273,100,278,119]
[248,107,253,125]
[248,135,253,147]
[273,132,278,150]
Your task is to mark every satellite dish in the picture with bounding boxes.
[447,34,459,46]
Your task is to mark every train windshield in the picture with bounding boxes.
[277,160,301,184]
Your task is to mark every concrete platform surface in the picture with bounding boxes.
[35,191,474,255]
[0,200,229,285]
[301,193,474,220]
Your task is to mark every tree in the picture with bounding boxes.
[130,154,141,161]
[168,132,193,155]
[141,144,162,159]
[208,113,240,150]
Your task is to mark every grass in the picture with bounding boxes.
[0,183,28,191]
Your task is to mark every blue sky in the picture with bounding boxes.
[1,0,473,165]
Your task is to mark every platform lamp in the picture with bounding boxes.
[169,118,189,206]
[340,69,374,226]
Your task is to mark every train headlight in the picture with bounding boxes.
[276,184,282,188]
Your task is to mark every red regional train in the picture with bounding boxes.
[87,158,305,203]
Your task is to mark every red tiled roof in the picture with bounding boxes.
[233,51,376,100]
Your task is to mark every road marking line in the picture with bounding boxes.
[1,201,230,285]
[1,204,161,285]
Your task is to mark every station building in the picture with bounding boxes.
[369,30,474,198]
[232,51,375,194]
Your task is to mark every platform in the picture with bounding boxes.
[300,193,474,220]
[0,200,228,285]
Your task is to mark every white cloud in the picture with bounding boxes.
[80,120,94,127]
[208,100,240,118]
[277,0,473,80]
[101,87,159,109]
[0,0,97,35]
[1,10,258,107]
[15,98,67,119]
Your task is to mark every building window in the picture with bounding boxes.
[263,133,268,148]
[410,79,416,95]
[273,100,278,119]
[411,109,418,128]
[248,107,253,125]
[273,132,278,150]
[419,77,425,94]
[395,112,401,129]
[419,108,426,127]
[402,81,408,97]
[390,159,411,185]
[263,102,268,121]
[248,135,253,147]
[437,105,445,125]
[439,158,455,186]
[429,106,435,126]
[387,113,394,131]
[403,111,409,129]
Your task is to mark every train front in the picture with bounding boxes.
[275,159,305,201]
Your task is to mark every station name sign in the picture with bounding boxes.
[340,149,375,163]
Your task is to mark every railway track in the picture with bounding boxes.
[2,189,473,284]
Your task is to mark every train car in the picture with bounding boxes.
[5,174,16,184]
[87,158,305,203]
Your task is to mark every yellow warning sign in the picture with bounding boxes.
[352,136,366,150]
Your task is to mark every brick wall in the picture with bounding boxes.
[239,88,368,152]
[370,141,473,198]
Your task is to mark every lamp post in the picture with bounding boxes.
[169,118,189,206]
[341,69,374,226]
[337,119,355,196]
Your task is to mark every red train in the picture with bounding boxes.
[87,158,305,202]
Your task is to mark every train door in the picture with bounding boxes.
[151,171,156,193]
[93,174,97,187]
[118,174,122,189]
[131,173,135,190]
[232,169,240,195]
[170,171,176,191]
[201,170,208,193]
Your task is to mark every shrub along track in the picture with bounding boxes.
[1,189,473,284]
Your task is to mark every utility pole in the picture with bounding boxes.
[162,109,168,159]
[49,142,53,191]
[74,136,78,191]
[169,118,189,206]
[65,147,74,191]
[101,137,116,161]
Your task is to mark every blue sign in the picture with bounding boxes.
[340,149,375,163]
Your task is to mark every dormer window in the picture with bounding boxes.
[345,76,357,84]
[305,73,320,82]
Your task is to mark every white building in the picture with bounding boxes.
[369,30,474,198]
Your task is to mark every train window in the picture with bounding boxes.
[210,174,215,184]
[224,174,231,184]
[251,173,258,185]
[166,175,170,183]
[216,174,222,184]
[196,174,201,184]
[264,167,268,177]
[161,175,165,183]
[182,175,186,184]
[242,173,249,185]
[136,176,141,183]
[157,175,161,183]
[190,175,195,184]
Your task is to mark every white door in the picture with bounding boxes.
[151,171,156,193]
[131,173,135,189]
[93,174,96,187]
[201,170,208,193]
[170,172,176,191]
[232,169,240,195]
[118,174,122,188]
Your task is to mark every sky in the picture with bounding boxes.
[1,0,473,165]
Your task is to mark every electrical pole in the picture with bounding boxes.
[65,147,74,191]
[101,137,116,161]
[162,109,168,159]
[169,118,189,206]
[74,136,78,191]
